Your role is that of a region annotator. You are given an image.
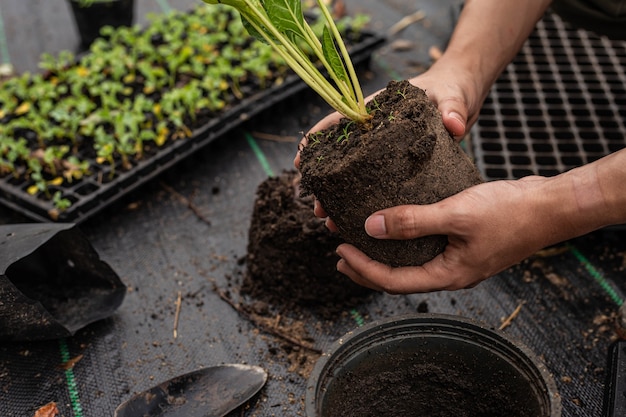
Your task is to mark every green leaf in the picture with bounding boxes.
[240,17,267,41]
[264,0,305,42]
[322,25,348,82]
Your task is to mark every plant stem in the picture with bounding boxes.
[315,0,366,115]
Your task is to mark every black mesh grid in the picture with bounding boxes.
[472,12,626,181]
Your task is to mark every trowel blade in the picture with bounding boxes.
[114,364,267,417]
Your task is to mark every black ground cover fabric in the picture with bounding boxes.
[1,1,625,416]
[1,115,624,416]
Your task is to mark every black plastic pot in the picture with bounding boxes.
[0,223,126,341]
[68,0,135,49]
[306,314,561,417]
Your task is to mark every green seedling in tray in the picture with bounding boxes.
[203,0,372,123]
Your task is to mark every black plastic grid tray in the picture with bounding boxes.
[0,30,385,224]
[472,12,626,181]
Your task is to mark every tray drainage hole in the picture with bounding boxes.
[479,130,502,139]
[608,142,626,152]
[524,108,543,116]
[533,143,553,152]
[512,168,535,177]
[583,143,604,153]
[551,119,570,128]
[548,108,567,117]
[503,120,522,128]
[558,143,579,152]
[536,156,557,165]
[600,121,620,129]
[485,168,508,179]
[504,131,524,139]
[484,155,505,164]
[522,97,541,104]
[478,119,498,127]
[538,169,560,177]
[605,132,623,140]
[481,142,502,151]
[507,143,528,152]
[596,109,616,117]
[501,108,519,116]
[530,131,550,140]
[575,120,596,128]
[561,156,584,166]
[555,131,575,140]
[580,131,600,140]
[510,156,531,165]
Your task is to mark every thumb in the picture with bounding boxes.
[438,99,468,139]
[365,204,451,240]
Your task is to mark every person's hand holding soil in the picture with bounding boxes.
[334,149,626,293]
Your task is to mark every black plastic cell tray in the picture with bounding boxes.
[0,31,385,224]
[472,12,626,181]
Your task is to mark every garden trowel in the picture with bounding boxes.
[114,364,267,417]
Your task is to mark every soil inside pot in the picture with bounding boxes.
[299,80,484,267]
[243,170,375,319]
[321,347,546,417]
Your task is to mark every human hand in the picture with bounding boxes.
[334,176,566,293]
[406,56,487,141]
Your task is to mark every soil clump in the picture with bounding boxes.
[300,80,484,267]
[243,169,375,319]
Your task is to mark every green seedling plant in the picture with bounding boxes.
[203,0,371,124]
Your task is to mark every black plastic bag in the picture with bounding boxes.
[0,223,126,341]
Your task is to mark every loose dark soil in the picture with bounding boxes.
[322,351,544,417]
[300,80,484,267]
[244,170,375,319]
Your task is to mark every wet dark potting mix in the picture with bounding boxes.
[299,80,484,267]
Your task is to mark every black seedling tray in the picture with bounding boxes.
[472,12,626,181]
[0,30,385,224]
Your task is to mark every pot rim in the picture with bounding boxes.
[305,313,562,417]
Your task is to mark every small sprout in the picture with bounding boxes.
[369,97,382,114]
[337,120,354,143]
[396,85,408,99]
[308,131,322,146]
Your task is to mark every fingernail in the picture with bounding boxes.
[365,214,386,237]
[448,111,465,136]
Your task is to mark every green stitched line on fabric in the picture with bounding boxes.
[59,338,84,417]
[245,132,274,177]
[350,309,365,327]
[567,243,624,306]
[0,4,12,66]
[156,0,173,13]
